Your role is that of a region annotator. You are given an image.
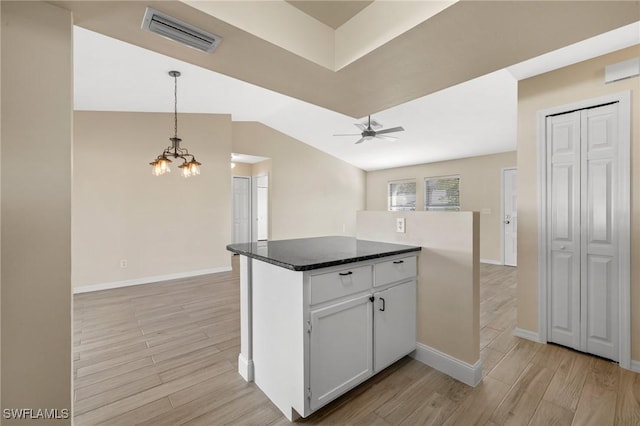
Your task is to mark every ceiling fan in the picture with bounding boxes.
[334,115,405,144]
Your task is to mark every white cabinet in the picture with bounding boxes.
[309,294,373,411]
[374,280,417,372]
[249,254,417,421]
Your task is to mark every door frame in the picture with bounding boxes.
[536,91,631,369]
[501,167,517,266]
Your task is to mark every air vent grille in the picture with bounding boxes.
[141,7,222,53]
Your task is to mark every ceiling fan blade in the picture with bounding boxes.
[354,137,366,144]
[334,133,362,136]
[376,126,405,135]
[375,134,398,141]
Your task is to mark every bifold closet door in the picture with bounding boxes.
[547,103,619,362]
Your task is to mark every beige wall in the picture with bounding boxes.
[73,112,232,288]
[357,211,480,365]
[517,46,640,358]
[231,162,252,176]
[232,122,365,239]
[366,151,516,263]
[1,1,72,422]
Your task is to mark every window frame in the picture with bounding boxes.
[387,179,417,212]
[424,175,461,211]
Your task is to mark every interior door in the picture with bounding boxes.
[503,168,518,266]
[547,111,582,350]
[253,174,269,241]
[373,280,416,372]
[546,103,619,361]
[582,104,618,360]
[232,176,251,244]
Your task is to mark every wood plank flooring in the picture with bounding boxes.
[73,258,640,425]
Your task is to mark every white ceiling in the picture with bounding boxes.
[74,22,639,171]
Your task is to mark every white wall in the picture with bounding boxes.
[2,1,72,419]
[357,211,480,366]
[73,111,232,289]
[232,122,365,239]
[517,45,640,360]
[366,151,516,263]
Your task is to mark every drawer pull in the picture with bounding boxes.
[338,271,353,276]
[379,297,386,311]
[393,260,404,264]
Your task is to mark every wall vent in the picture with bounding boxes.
[141,7,222,53]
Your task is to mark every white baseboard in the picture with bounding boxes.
[630,360,640,373]
[480,258,503,265]
[73,266,232,294]
[513,327,542,343]
[238,354,254,382]
[411,342,482,387]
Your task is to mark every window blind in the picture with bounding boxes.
[388,181,416,211]
[425,176,460,211]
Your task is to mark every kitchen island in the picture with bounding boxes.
[227,236,421,420]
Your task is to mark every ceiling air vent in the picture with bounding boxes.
[141,7,222,53]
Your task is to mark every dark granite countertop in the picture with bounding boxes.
[226,236,421,271]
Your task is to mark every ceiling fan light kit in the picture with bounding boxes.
[334,115,404,144]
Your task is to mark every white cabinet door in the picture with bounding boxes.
[373,280,416,372]
[309,294,373,411]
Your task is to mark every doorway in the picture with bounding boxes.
[252,174,269,241]
[232,176,251,244]
[537,92,630,367]
[502,168,517,267]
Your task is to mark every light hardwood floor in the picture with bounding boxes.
[73,258,640,425]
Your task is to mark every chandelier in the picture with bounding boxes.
[150,71,202,177]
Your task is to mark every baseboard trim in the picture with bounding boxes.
[411,342,482,387]
[514,327,542,343]
[73,266,232,294]
[630,360,640,373]
[238,354,255,382]
[480,258,503,265]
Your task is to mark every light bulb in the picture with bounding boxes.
[159,158,171,173]
[189,162,201,175]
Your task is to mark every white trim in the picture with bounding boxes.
[73,266,232,293]
[630,360,640,373]
[480,258,503,266]
[513,327,542,343]
[536,91,631,369]
[238,354,255,382]
[411,342,482,387]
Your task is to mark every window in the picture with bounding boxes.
[425,176,460,211]
[388,181,416,211]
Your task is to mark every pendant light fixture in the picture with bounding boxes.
[150,70,202,177]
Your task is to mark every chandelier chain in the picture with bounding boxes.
[173,72,178,139]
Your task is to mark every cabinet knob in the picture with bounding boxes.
[338,271,353,276]
[393,260,404,264]
[379,297,386,311]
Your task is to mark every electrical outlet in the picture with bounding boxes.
[396,218,406,233]
[120,259,128,269]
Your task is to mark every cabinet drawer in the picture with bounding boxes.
[374,256,416,287]
[310,265,372,305]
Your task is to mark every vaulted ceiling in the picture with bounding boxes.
[60,1,640,170]
[53,1,640,118]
